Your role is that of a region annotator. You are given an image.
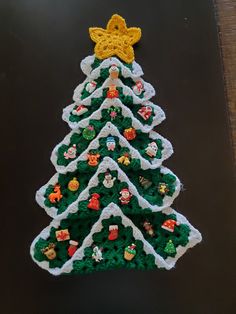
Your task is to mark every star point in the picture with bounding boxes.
[89,14,141,63]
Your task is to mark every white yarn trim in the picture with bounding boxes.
[35,172,60,218]
[73,76,154,108]
[80,55,143,78]
[30,203,202,275]
[51,121,173,173]
[32,55,202,274]
[162,207,202,268]
[36,157,181,219]
[63,97,165,133]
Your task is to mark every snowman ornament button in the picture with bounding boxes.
[103,172,116,188]
[106,136,116,151]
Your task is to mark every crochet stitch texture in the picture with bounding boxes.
[30,14,202,275]
[89,14,141,63]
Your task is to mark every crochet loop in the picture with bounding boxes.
[89,14,141,63]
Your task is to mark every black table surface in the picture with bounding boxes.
[1,0,235,313]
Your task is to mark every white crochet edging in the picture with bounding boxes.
[36,157,181,219]
[73,76,155,106]
[162,207,202,269]
[62,98,165,133]
[35,172,60,218]
[81,55,143,78]
[30,203,202,275]
[63,98,165,132]
[51,121,173,173]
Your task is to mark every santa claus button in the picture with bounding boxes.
[119,188,132,205]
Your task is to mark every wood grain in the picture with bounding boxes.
[216,0,236,162]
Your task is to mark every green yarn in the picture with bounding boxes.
[80,83,91,100]
[128,212,190,260]
[33,211,190,272]
[72,221,157,274]
[32,56,194,276]
[44,164,176,216]
[164,240,176,255]
[125,247,136,255]
[126,169,177,206]
[69,97,105,123]
[34,211,100,269]
[43,169,93,215]
[91,57,103,70]
[121,76,135,88]
[69,73,155,125]
[80,76,106,100]
[59,111,163,167]
[100,67,110,79]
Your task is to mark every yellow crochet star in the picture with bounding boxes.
[89,14,141,64]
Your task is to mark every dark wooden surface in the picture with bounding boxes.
[1,1,235,313]
[216,0,236,161]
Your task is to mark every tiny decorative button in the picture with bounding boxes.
[161,219,179,233]
[64,144,77,159]
[68,240,79,257]
[158,183,169,195]
[119,188,132,205]
[108,225,119,241]
[85,81,97,93]
[41,243,57,260]
[103,172,116,188]
[92,246,103,262]
[87,152,100,166]
[82,125,96,140]
[107,84,119,98]
[133,80,144,95]
[139,176,152,190]
[109,64,119,79]
[48,185,63,203]
[68,177,80,192]
[87,193,101,211]
[72,104,88,116]
[137,105,152,120]
[123,128,136,141]
[124,244,136,261]
[55,229,70,242]
[164,240,176,255]
[145,142,158,158]
[107,106,121,120]
[106,136,116,151]
[117,152,131,166]
[143,221,155,237]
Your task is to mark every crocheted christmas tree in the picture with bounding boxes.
[30,14,202,275]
